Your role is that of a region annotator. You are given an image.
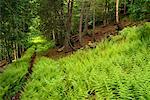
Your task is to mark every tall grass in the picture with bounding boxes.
[0,46,35,98]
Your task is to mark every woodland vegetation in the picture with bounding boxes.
[0,0,150,99]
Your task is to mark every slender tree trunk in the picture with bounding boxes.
[84,6,90,35]
[103,0,108,26]
[22,44,25,53]
[52,29,55,42]
[16,43,18,59]
[2,40,6,60]
[58,2,65,46]
[13,43,17,61]
[93,4,96,42]
[79,2,84,45]
[5,39,12,63]
[65,0,71,47]
[107,1,110,24]
[65,0,74,49]
[18,44,22,58]
[59,1,65,47]
[124,0,126,15]
[116,0,119,24]
[84,15,89,34]
[103,8,106,26]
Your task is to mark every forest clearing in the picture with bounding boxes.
[0,0,150,100]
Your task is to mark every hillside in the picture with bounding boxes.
[1,0,150,99]
[0,23,150,99]
[1,23,149,99]
[21,23,150,99]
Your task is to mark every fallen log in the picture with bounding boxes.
[0,60,7,68]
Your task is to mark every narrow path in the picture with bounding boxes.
[2,49,37,100]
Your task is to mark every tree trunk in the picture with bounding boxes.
[52,29,55,42]
[18,44,21,58]
[84,15,89,34]
[59,3,65,46]
[116,0,119,24]
[13,43,17,61]
[92,0,95,42]
[124,0,126,15]
[103,0,108,26]
[92,3,96,42]
[106,0,110,24]
[16,43,18,59]
[84,6,89,35]
[79,2,84,45]
[65,0,74,50]
[5,39,12,63]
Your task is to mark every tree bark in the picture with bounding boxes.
[103,0,108,26]
[92,0,96,42]
[116,0,119,24]
[16,43,18,59]
[5,39,12,63]
[84,5,90,35]
[124,0,126,15]
[65,0,74,50]
[93,9,96,42]
[13,43,17,61]
[79,2,84,45]
[52,29,55,42]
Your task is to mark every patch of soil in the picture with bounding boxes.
[45,47,74,59]
[45,20,133,59]
[0,60,8,73]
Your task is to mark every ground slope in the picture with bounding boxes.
[21,23,150,99]
[45,20,134,59]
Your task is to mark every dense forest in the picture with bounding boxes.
[0,0,150,99]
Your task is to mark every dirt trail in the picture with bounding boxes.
[45,20,133,59]
[12,51,36,100]
[2,50,37,100]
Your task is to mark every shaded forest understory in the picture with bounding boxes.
[45,19,135,59]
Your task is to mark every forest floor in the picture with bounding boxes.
[0,61,7,72]
[0,20,135,69]
[45,20,134,59]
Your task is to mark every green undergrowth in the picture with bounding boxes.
[21,23,150,99]
[0,35,55,99]
[0,46,36,99]
[31,36,55,54]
